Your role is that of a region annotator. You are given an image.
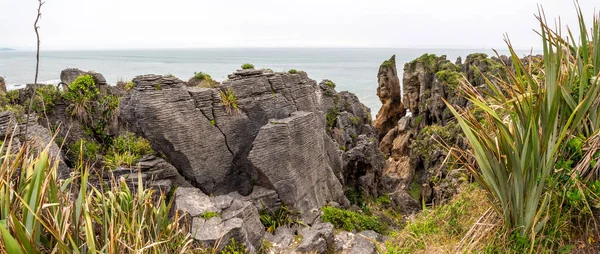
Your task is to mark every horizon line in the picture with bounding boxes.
[3,46,543,52]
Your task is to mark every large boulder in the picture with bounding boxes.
[174,187,265,252]
[373,55,405,139]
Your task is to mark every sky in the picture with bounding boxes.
[0,0,598,50]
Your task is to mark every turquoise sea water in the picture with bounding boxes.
[0,48,538,114]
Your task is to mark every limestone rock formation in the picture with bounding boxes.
[373,55,405,138]
[296,222,335,253]
[248,111,348,213]
[120,70,384,214]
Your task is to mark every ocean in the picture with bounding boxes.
[0,48,538,114]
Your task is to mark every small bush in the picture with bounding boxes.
[154,84,162,90]
[124,81,135,91]
[5,90,20,104]
[288,69,298,74]
[321,206,384,233]
[326,80,336,89]
[222,238,246,254]
[194,72,209,80]
[241,63,255,70]
[200,211,221,220]
[64,75,98,122]
[70,138,100,166]
[220,88,239,115]
[103,132,154,170]
[259,205,298,233]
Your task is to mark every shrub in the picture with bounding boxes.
[64,75,98,122]
[70,138,100,165]
[326,108,339,131]
[219,88,239,115]
[30,85,61,114]
[321,206,384,233]
[200,211,221,220]
[288,69,298,74]
[221,238,246,254]
[241,63,255,70]
[326,80,336,89]
[194,72,208,80]
[5,90,20,104]
[124,81,135,91]
[259,205,298,233]
[103,132,154,170]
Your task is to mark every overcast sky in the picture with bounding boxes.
[1,0,598,50]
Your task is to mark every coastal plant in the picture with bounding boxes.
[326,80,336,89]
[124,80,135,91]
[5,90,20,104]
[0,135,194,253]
[103,132,154,170]
[199,211,221,220]
[321,206,384,234]
[259,205,299,233]
[445,6,600,251]
[30,85,61,114]
[241,63,255,70]
[69,138,100,165]
[288,69,298,74]
[219,88,239,115]
[194,71,208,80]
[64,75,99,123]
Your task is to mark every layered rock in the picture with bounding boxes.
[373,55,405,138]
[248,111,348,212]
[120,70,383,215]
[377,53,507,204]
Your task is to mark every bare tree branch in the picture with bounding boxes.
[24,0,44,139]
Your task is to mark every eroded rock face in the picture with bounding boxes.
[120,75,234,194]
[248,111,348,213]
[373,55,405,138]
[121,70,385,213]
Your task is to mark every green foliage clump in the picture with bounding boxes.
[103,132,154,170]
[70,138,100,165]
[1,104,25,123]
[220,88,239,115]
[221,238,246,254]
[326,80,336,89]
[31,85,61,114]
[321,206,385,234]
[408,54,438,72]
[199,211,221,220]
[64,75,99,121]
[435,70,461,88]
[154,84,162,90]
[124,81,135,91]
[259,205,298,233]
[194,72,209,80]
[350,116,360,126]
[326,108,339,131]
[376,194,392,205]
[5,90,20,104]
[241,63,255,70]
[380,55,396,69]
[288,69,298,74]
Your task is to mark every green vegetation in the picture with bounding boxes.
[326,107,339,131]
[194,71,209,80]
[380,55,396,68]
[70,138,100,165]
[199,211,221,220]
[124,80,135,91]
[0,136,194,253]
[259,205,299,233]
[221,239,246,254]
[241,63,255,70]
[64,75,99,122]
[435,70,461,88]
[288,69,298,74]
[5,90,20,104]
[103,132,154,170]
[321,206,385,234]
[219,88,239,115]
[386,184,490,253]
[444,6,600,252]
[30,85,61,114]
[326,80,336,89]
[408,54,438,72]
[154,84,162,90]
[350,116,360,126]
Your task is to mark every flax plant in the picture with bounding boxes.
[0,134,194,253]
[446,5,600,251]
